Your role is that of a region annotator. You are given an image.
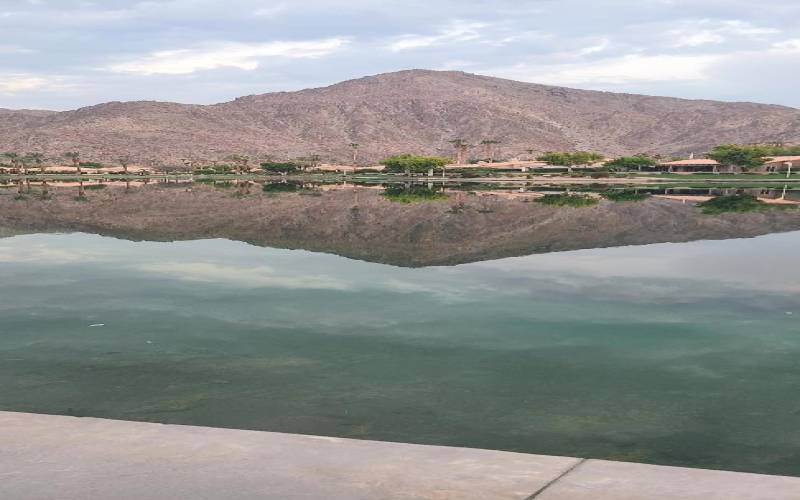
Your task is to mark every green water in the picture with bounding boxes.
[1,232,799,475]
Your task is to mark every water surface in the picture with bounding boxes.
[1,229,799,475]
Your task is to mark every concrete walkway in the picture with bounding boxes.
[1,411,798,499]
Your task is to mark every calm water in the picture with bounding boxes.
[1,228,800,475]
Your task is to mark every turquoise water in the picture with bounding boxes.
[1,232,799,475]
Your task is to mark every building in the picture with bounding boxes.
[758,156,800,173]
[656,159,722,173]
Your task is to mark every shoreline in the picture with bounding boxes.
[2,411,799,499]
[2,173,800,186]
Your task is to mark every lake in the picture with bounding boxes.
[1,180,799,476]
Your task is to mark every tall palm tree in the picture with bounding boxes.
[117,156,131,174]
[449,139,470,165]
[307,154,322,169]
[480,139,501,163]
[3,152,22,174]
[349,143,360,165]
[64,152,81,174]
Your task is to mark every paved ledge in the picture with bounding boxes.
[1,412,798,500]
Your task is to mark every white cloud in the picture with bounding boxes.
[0,44,33,54]
[0,74,48,93]
[577,38,611,56]
[492,53,723,86]
[254,4,287,17]
[139,262,352,290]
[673,31,725,48]
[388,21,487,52]
[667,19,779,48]
[109,38,349,75]
[773,39,800,51]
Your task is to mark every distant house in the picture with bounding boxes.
[656,159,721,173]
[758,156,800,173]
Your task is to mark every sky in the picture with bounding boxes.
[1,0,800,110]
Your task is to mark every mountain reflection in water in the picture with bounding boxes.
[1,179,799,266]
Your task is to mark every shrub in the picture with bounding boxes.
[536,193,599,207]
[537,151,604,166]
[382,185,448,203]
[604,156,657,171]
[603,190,650,202]
[261,162,300,174]
[697,194,791,214]
[380,154,449,174]
[262,182,299,193]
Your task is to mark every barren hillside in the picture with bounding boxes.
[1,70,799,164]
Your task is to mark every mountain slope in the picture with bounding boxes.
[1,70,799,164]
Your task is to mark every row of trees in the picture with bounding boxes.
[1,151,138,174]
[603,144,800,171]
[536,151,604,166]
[5,143,796,176]
[448,139,503,164]
[707,144,800,168]
[380,154,450,174]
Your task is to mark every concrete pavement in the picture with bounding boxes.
[1,411,798,499]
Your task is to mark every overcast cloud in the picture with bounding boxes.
[1,0,799,110]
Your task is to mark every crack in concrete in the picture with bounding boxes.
[524,458,588,499]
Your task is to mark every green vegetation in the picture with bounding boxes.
[260,161,300,174]
[605,155,657,171]
[262,182,300,193]
[382,185,448,203]
[537,151,604,166]
[448,167,523,178]
[195,165,234,175]
[707,144,800,170]
[603,190,650,202]
[698,193,796,214]
[708,145,768,169]
[79,161,103,168]
[380,154,450,174]
[536,193,599,207]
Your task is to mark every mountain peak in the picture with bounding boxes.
[1,71,798,163]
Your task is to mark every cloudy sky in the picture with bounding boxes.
[2,0,800,110]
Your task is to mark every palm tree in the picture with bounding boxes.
[3,152,22,174]
[480,139,501,163]
[26,152,46,174]
[449,139,470,165]
[225,154,250,175]
[117,156,131,174]
[307,154,322,169]
[64,152,81,174]
[349,143,360,165]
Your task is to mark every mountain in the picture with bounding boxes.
[3,183,800,266]
[1,70,799,165]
